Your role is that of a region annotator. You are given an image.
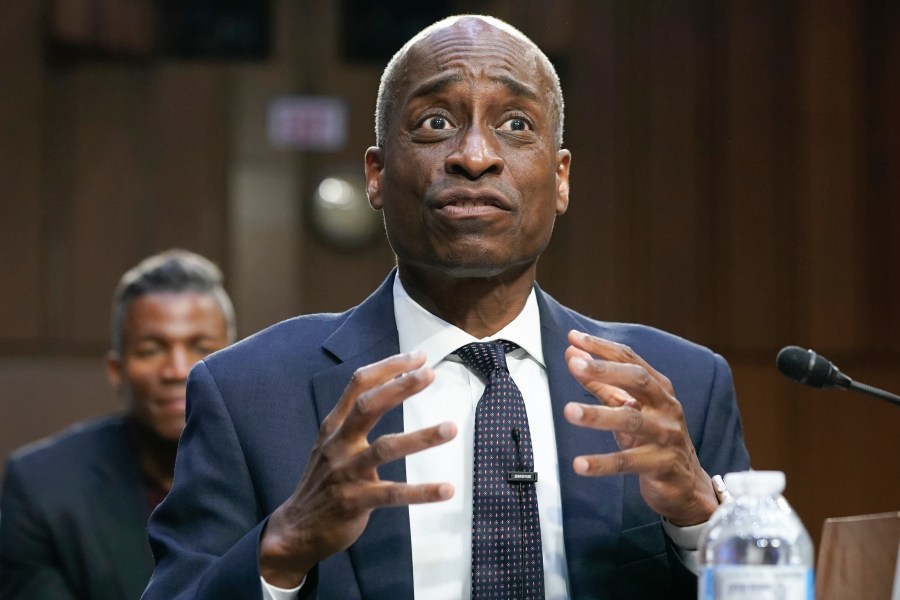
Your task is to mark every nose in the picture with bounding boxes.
[444,123,504,179]
[161,346,192,382]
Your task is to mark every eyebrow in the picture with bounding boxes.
[490,74,539,102]
[409,73,464,100]
[408,73,540,103]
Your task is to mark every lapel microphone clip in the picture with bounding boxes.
[508,427,538,484]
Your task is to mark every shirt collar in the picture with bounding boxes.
[393,273,546,368]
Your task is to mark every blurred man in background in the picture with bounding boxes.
[0,249,236,599]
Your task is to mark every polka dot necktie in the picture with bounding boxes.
[456,340,544,600]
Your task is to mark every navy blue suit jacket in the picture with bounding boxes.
[144,272,749,599]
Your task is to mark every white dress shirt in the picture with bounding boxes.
[394,276,570,599]
[262,275,701,598]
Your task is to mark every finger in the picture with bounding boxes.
[321,351,428,437]
[613,399,641,448]
[564,402,667,440]
[353,481,455,511]
[567,355,667,408]
[338,365,435,441]
[350,422,457,472]
[566,345,638,406]
[572,444,669,478]
[567,400,638,449]
[567,330,674,395]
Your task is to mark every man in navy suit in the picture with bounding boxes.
[0,250,235,599]
[144,15,749,600]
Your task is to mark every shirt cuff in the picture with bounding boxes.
[261,575,305,600]
[661,517,706,574]
[661,517,705,550]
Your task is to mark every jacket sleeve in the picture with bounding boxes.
[143,360,271,600]
[0,461,80,600]
[662,352,751,596]
[695,353,751,477]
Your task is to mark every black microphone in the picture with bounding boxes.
[775,346,851,389]
[507,427,537,483]
[776,345,900,407]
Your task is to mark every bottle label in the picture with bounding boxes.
[700,566,814,600]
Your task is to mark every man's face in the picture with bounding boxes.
[366,19,571,280]
[106,292,230,442]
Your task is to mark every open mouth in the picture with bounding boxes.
[434,188,512,212]
[445,198,503,209]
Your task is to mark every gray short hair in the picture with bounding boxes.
[109,249,236,354]
[374,15,565,149]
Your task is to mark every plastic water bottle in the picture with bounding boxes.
[698,470,815,599]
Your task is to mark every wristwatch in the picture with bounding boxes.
[711,474,733,504]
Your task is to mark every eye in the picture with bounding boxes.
[499,117,532,132]
[419,115,453,130]
[193,342,219,356]
[131,342,163,358]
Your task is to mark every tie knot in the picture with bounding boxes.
[455,340,519,380]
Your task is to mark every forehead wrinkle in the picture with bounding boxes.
[428,35,534,75]
[408,71,539,107]
[405,39,544,105]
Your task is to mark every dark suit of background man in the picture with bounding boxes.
[144,15,750,600]
[0,249,235,599]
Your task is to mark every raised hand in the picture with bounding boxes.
[562,330,717,526]
[259,351,457,587]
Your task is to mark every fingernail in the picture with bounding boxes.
[567,403,583,420]
[573,457,588,475]
[570,357,588,374]
[439,484,454,499]
[438,422,455,439]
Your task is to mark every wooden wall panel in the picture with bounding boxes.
[731,364,800,477]
[866,1,900,356]
[887,18,900,356]
[716,0,795,354]
[0,3,43,344]
[630,1,710,340]
[151,66,229,255]
[794,0,867,354]
[28,64,229,352]
[64,67,153,345]
[790,364,900,543]
[532,1,619,318]
[1,16,230,480]
[0,357,114,470]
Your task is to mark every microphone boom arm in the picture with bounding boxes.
[847,379,900,408]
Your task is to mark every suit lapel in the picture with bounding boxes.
[87,422,156,600]
[311,271,414,599]
[536,289,624,597]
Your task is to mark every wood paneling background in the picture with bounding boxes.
[1,0,897,551]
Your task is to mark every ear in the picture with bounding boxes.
[365,146,385,210]
[105,350,123,391]
[555,149,571,215]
